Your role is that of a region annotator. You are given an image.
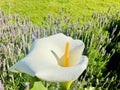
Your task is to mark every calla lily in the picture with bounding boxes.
[10,33,88,89]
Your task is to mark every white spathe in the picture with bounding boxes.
[10,33,88,82]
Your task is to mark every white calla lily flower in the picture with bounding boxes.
[10,33,88,82]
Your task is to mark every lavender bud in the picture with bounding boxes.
[1,10,5,16]
[1,33,6,40]
[26,17,30,23]
[107,15,112,19]
[81,25,85,30]
[21,25,26,35]
[1,44,7,53]
[48,14,51,19]
[34,30,38,39]
[62,7,64,11]
[32,35,37,42]
[9,25,14,31]
[0,13,2,18]
[14,14,19,22]
[14,45,19,54]
[22,35,25,43]
[60,11,62,16]
[87,21,91,30]
[25,82,30,90]
[99,16,105,25]
[3,16,8,24]
[11,31,16,37]
[0,80,4,90]
[0,18,3,25]
[8,3,11,8]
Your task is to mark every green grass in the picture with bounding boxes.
[0,0,120,25]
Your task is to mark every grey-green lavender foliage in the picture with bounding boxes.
[0,8,120,90]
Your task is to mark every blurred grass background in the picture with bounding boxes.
[0,0,120,25]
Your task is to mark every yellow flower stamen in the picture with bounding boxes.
[60,42,73,90]
[63,42,70,67]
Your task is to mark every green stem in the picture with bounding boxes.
[59,80,74,90]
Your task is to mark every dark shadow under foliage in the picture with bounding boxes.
[105,19,120,88]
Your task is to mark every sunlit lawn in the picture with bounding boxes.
[0,0,120,25]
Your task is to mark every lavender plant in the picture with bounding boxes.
[0,7,120,90]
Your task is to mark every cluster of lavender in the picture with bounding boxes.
[0,7,120,89]
[0,10,42,90]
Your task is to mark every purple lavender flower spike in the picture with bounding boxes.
[3,16,8,24]
[34,30,39,39]
[1,44,6,53]
[11,31,15,37]
[21,25,26,35]
[0,13,2,18]
[0,18,3,25]
[9,25,14,32]
[25,82,30,90]
[32,35,37,42]
[1,10,5,16]
[0,80,4,90]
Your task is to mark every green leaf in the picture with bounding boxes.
[30,81,48,90]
